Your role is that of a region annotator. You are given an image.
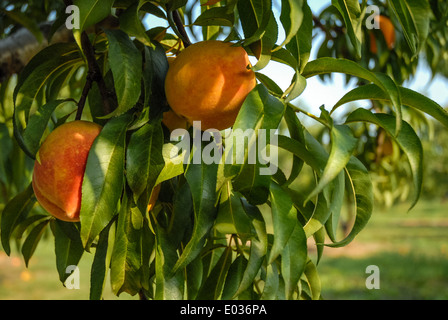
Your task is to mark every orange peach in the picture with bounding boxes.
[369,15,396,54]
[32,120,102,222]
[164,40,256,131]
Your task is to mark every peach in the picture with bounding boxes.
[164,40,256,131]
[162,109,189,132]
[370,15,396,54]
[32,120,102,222]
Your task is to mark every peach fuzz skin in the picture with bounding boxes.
[164,40,256,131]
[32,120,102,222]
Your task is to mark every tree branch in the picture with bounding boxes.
[76,31,111,120]
[0,22,72,82]
[171,10,191,48]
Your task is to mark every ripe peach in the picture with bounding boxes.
[32,120,102,222]
[162,109,189,132]
[369,15,396,54]
[164,40,256,131]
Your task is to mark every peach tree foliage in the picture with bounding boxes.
[0,0,447,300]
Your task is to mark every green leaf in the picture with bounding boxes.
[155,142,185,185]
[215,182,251,237]
[226,84,285,179]
[221,255,247,299]
[103,29,142,118]
[80,114,131,248]
[23,100,71,157]
[303,259,321,300]
[303,193,330,238]
[1,183,36,255]
[51,220,84,284]
[234,84,285,132]
[276,135,321,173]
[261,261,280,299]
[331,0,363,59]
[193,6,235,26]
[237,0,273,46]
[281,221,307,299]
[12,43,81,158]
[90,218,115,300]
[326,156,373,247]
[332,84,448,130]
[232,200,267,297]
[324,171,345,243]
[73,0,115,33]
[0,123,13,185]
[268,181,297,264]
[110,192,147,296]
[251,12,278,71]
[346,108,423,210]
[254,73,283,96]
[172,143,219,274]
[277,0,304,50]
[232,162,271,206]
[196,246,233,299]
[154,182,192,300]
[283,107,305,185]
[305,124,357,203]
[22,219,50,267]
[302,57,402,134]
[126,120,165,201]
[406,0,431,55]
[119,2,153,47]
[283,72,307,103]
[387,0,431,57]
[154,223,185,300]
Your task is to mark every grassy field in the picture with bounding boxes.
[0,200,447,300]
[318,200,448,300]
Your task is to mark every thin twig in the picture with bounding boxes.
[76,31,111,120]
[75,73,93,120]
[172,10,191,48]
[287,102,331,129]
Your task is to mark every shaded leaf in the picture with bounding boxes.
[51,220,84,284]
[268,181,297,264]
[346,108,423,209]
[80,114,131,248]
[22,219,50,267]
[1,183,36,255]
[103,29,142,118]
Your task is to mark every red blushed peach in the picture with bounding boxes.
[32,120,102,222]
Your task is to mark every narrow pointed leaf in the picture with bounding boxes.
[268,181,297,264]
[51,220,84,284]
[346,108,423,209]
[103,29,142,118]
[306,124,357,203]
[172,145,219,274]
[22,219,50,267]
[326,156,373,247]
[332,0,363,58]
[80,114,131,248]
[332,84,448,129]
[1,183,36,255]
[281,221,307,299]
[302,57,402,133]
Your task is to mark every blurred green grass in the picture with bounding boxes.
[0,200,447,300]
[317,200,448,300]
